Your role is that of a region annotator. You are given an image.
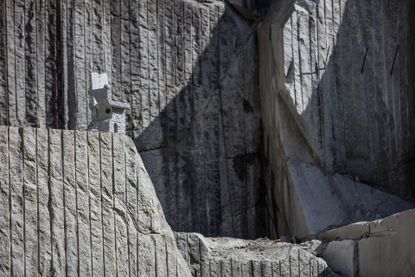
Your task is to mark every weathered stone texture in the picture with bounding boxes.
[0,0,264,238]
[258,0,415,237]
[319,209,415,277]
[175,232,338,277]
[0,126,191,276]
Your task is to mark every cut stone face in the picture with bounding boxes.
[0,126,191,277]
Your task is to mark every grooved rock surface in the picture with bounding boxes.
[175,232,338,277]
[258,0,415,237]
[0,126,191,276]
[0,0,265,238]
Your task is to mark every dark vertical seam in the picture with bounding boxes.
[124,138,131,277]
[36,129,40,275]
[47,129,54,275]
[73,0,78,129]
[8,128,13,275]
[390,45,399,75]
[22,132,27,277]
[62,131,68,277]
[289,17,297,107]
[198,237,202,276]
[35,0,39,125]
[146,0,151,126]
[156,0,161,116]
[74,132,80,276]
[13,0,18,124]
[4,0,10,125]
[315,2,324,160]
[154,236,158,277]
[361,48,369,74]
[316,259,319,276]
[136,231,140,276]
[43,0,47,127]
[169,0,176,228]
[175,255,178,277]
[87,132,93,275]
[83,0,87,129]
[216,5,234,236]
[118,0,122,103]
[99,134,106,277]
[111,134,118,276]
[296,11,304,112]
[23,0,27,127]
[165,235,169,276]
[136,132,140,276]
[138,0,144,135]
[164,0,168,120]
[128,0,133,136]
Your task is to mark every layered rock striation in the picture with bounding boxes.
[0,126,191,276]
[258,0,415,238]
[0,0,265,239]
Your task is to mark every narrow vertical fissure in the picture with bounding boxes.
[61,131,68,277]
[98,134,106,277]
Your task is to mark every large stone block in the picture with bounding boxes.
[319,209,415,277]
[0,126,191,276]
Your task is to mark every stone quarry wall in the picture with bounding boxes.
[0,0,264,238]
[259,1,415,237]
[268,0,415,196]
[0,126,191,276]
[258,0,415,237]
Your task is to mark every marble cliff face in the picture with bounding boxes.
[0,0,415,276]
[0,0,265,238]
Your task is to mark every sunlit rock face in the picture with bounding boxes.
[259,0,415,238]
[0,126,191,276]
[0,0,265,238]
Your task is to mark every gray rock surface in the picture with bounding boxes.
[0,126,191,276]
[318,209,415,277]
[285,161,414,238]
[0,0,265,239]
[320,240,357,277]
[258,0,415,237]
[175,232,338,277]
